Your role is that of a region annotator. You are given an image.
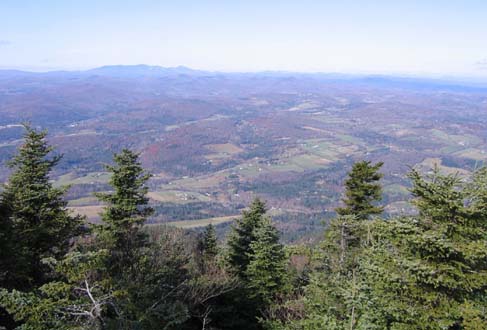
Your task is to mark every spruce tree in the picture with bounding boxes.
[0,249,113,330]
[361,167,487,328]
[201,223,218,258]
[220,198,268,330]
[0,206,13,287]
[0,124,82,289]
[0,207,17,329]
[273,161,384,329]
[299,161,383,328]
[284,215,371,330]
[245,218,288,305]
[227,197,267,278]
[96,148,153,273]
[94,149,162,327]
[336,160,384,220]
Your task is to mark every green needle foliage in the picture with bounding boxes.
[285,217,373,329]
[227,197,267,279]
[245,217,289,305]
[271,160,384,329]
[2,127,487,330]
[362,167,487,329]
[201,223,218,259]
[0,250,113,330]
[0,124,83,290]
[196,223,219,273]
[0,204,14,286]
[95,148,154,275]
[0,125,83,330]
[336,161,384,220]
[223,198,285,329]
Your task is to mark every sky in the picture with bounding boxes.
[1,0,487,77]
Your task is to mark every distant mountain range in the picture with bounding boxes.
[2,64,487,90]
[1,64,486,241]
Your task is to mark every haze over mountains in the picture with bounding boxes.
[1,65,486,241]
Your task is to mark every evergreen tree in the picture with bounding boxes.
[245,218,289,305]
[1,226,194,330]
[0,205,13,287]
[361,167,487,329]
[217,198,268,330]
[227,197,267,278]
[93,150,199,329]
[0,124,83,289]
[95,148,153,274]
[0,249,114,330]
[201,223,218,259]
[0,206,17,329]
[271,161,384,329]
[336,161,384,220]
[280,216,372,330]
[125,228,192,329]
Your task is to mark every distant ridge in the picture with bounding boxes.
[1,65,487,90]
[86,64,209,77]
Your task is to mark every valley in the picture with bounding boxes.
[1,66,486,241]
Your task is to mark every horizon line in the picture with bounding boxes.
[1,64,487,83]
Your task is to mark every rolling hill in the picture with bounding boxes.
[1,65,486,241]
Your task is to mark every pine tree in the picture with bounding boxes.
[282,216,372,330]
[0,206,17,329]
[0,249,113,330]
[361,167,487,329]
[0,124,83,289]
[95,148,153,273]
[295,161,383,328]
[0,206,13,287]
[201,223,218,258]
[245,218,288,305]
[218,198,268,330]
[336,160,384,220]
[227,197,267,278]
[93,149,181,328]
[272,161,384,329]
[196,223,219,274]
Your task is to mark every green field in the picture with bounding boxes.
[54,171,111,187]
[453,148,487,161]
[430,129,483,147]
[67,196,100,206]
[147,190,212,204]
[157,215,239,229]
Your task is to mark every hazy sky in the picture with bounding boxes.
[1,0,487,76]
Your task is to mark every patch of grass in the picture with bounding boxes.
[54,172,110,187]
[207,143,243,154]
[430,129,482,147]
[67,196,100,206]
[440,145,464,154]
[416,157,471,176]
[68,205,104,222]
[453,148,487,161]
[160,215,239,229]
[336,134,363,145]
[301,139,349,161]
[287,101,320,112]
[163,174,226,190]
[147,190,212,203]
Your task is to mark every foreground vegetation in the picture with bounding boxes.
[1,125,486,329]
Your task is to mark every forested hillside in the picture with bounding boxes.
[1,126,486,329]
[1,67,487,241]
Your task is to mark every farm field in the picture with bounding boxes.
[1,66,487,240]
